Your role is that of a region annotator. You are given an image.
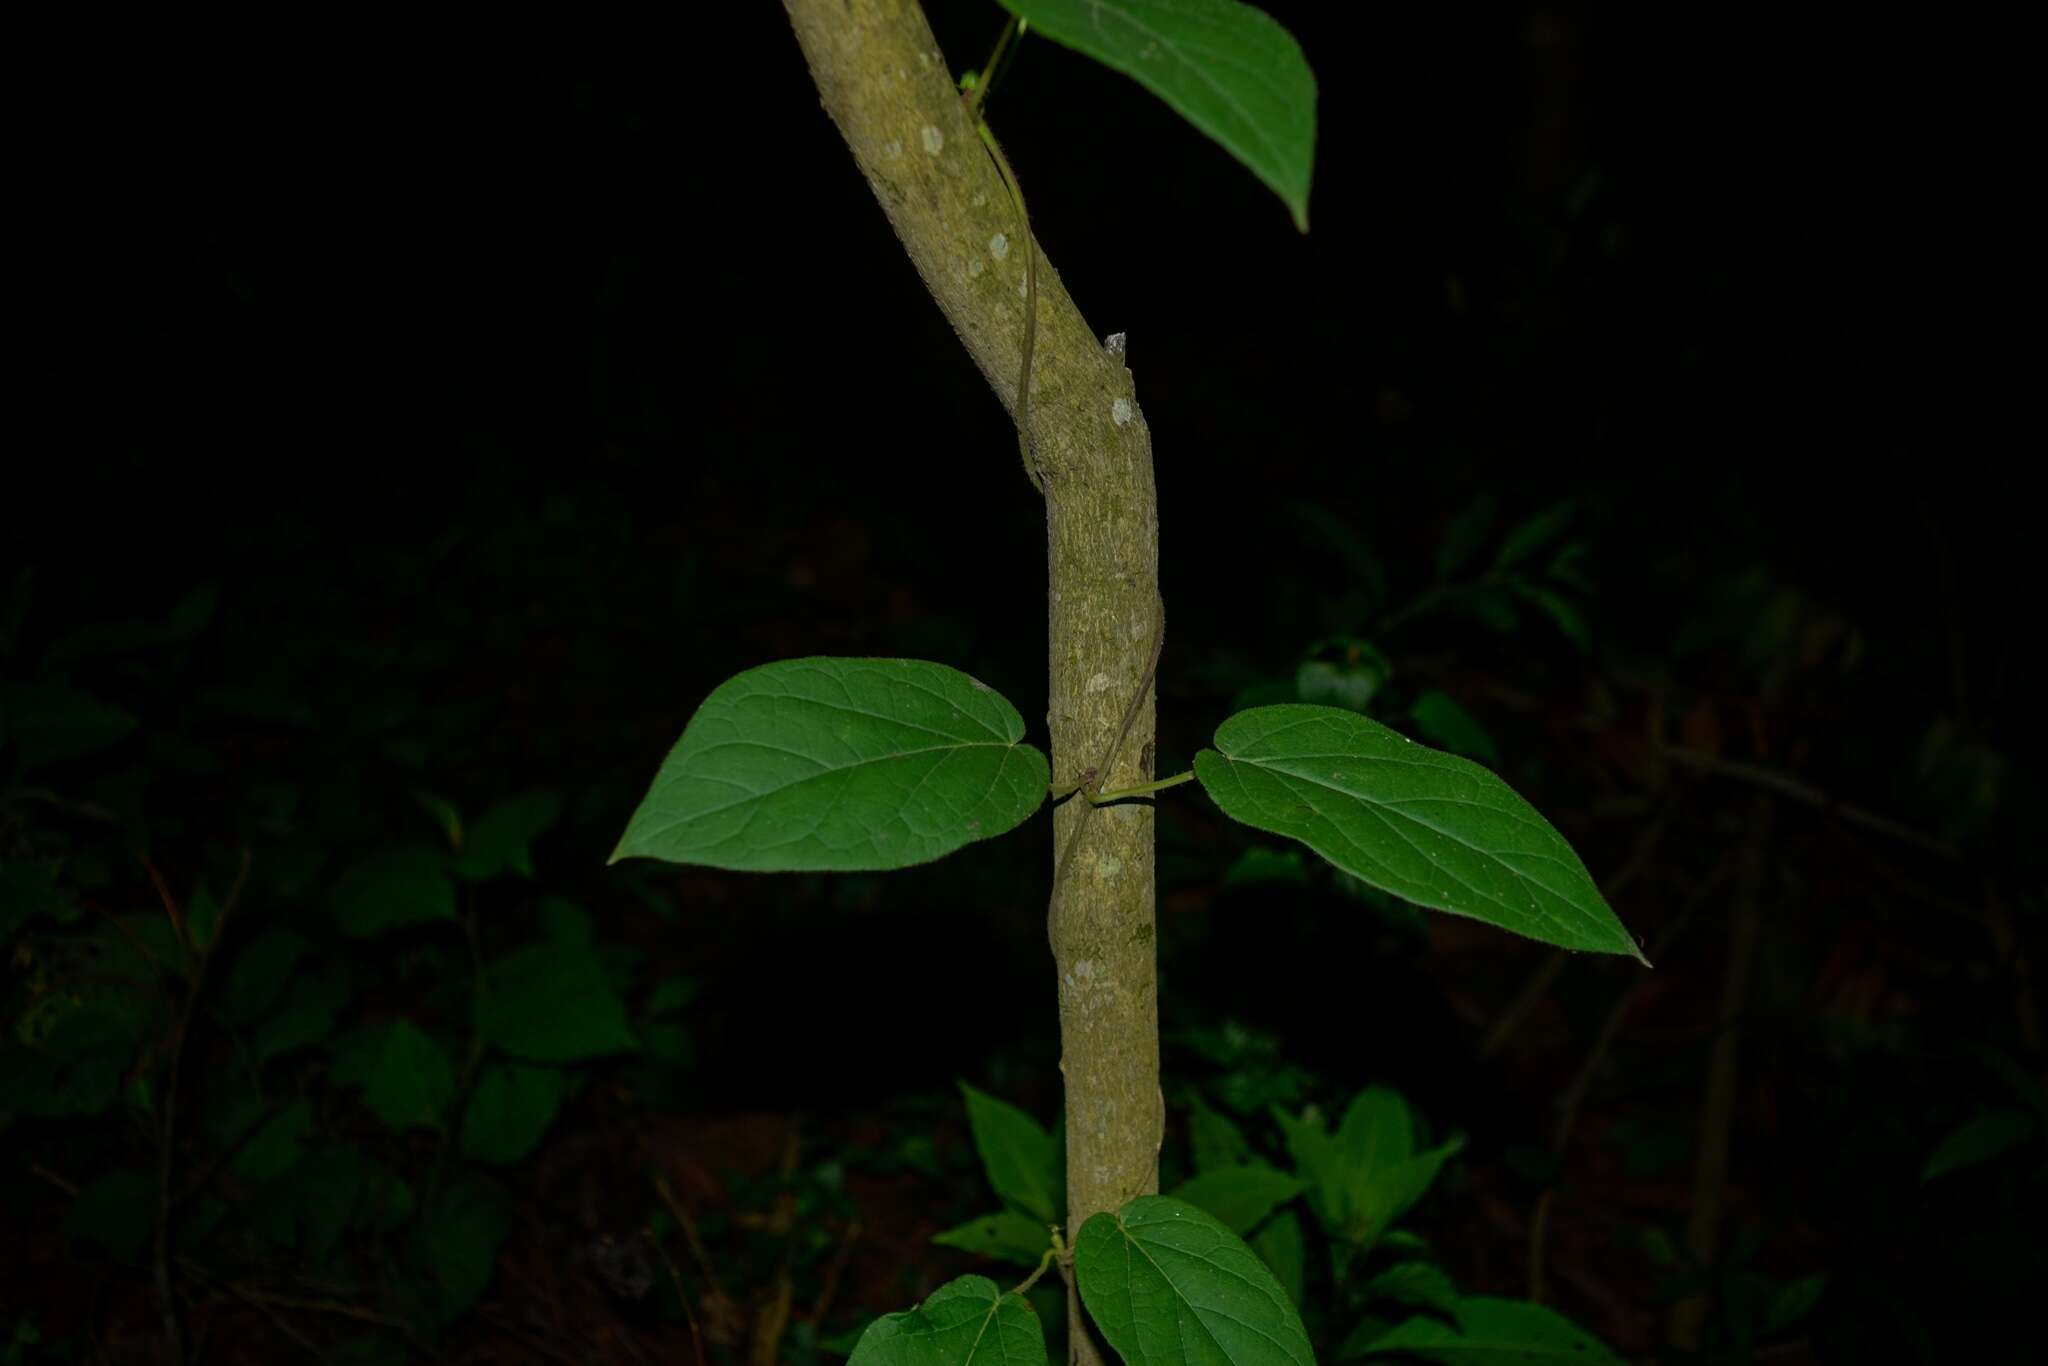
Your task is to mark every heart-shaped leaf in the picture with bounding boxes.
[1074,1195,1315,1366]
[849,1275,1051,1366]
[613,659,1048,872]
[1000,0,1317,231]
[1195,706,1643,960]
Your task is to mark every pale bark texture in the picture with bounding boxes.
[780,0,1164,1319]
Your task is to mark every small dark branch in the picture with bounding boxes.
[654,1171,738,1348]
[1658,743,1957,859]
[5,786,121,822]
[140,853,188,950]
[646,1220,709,1366]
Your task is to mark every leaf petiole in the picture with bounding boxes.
[1088,770,1196,804]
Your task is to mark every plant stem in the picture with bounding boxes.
[781,8,1164,1362]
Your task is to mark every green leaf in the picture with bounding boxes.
[613,659,1049,872]
[415,789,464,849]
[1492,501,1577,571]
[1920,1109,2036,1182]
[1274,1089,1461,1252]
[999,0,1317,232]
[454,791,563,881]
[1354,1297,1621,1364]
[1074,1195,1315,1366]
[960,1082,1061,1223]
[0,1007,132,1117]
[1187,1093,1253,1173]
[1358,1262,1456,1314]
[0,683,138,774]
[254,964,350,1064]
[932,1210,1055,1267]
[186,887,224,953]
[1763,1274,1826,1334]
[1195,706,1643,960]
[1407,692,1497,765]
[1222,846,1309,889]
[0,859,77,940]
[413,1175,511,1324]
[1434,496,1497,582]
[1251,1210,1305,1309]
[223,928,310,1025]
[462,1063,566,1165]
[357,1020,455,1132]
[332,845,456,938]
[848,1275,1050,1366]
[536,895,592,944]
[1506,582,1590,652]
[235,1099,314,1182]
[1296,658,1385,714]
[64,1170,157,1262]
[1169,1163,1303,1235]
[292,1144,406,1265]
[40,586,215,671]
[647,974,697,1016]
[481,942,637,1061]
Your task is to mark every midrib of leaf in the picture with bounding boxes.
[1230,763,1585,935]
[1261,761,1583,882]
[731,683,1015,746]
[1211,714,1600,939]
[662,739,1029,825]
[964,1298,1001,1366]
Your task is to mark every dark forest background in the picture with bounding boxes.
[6,3,2037,1364]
